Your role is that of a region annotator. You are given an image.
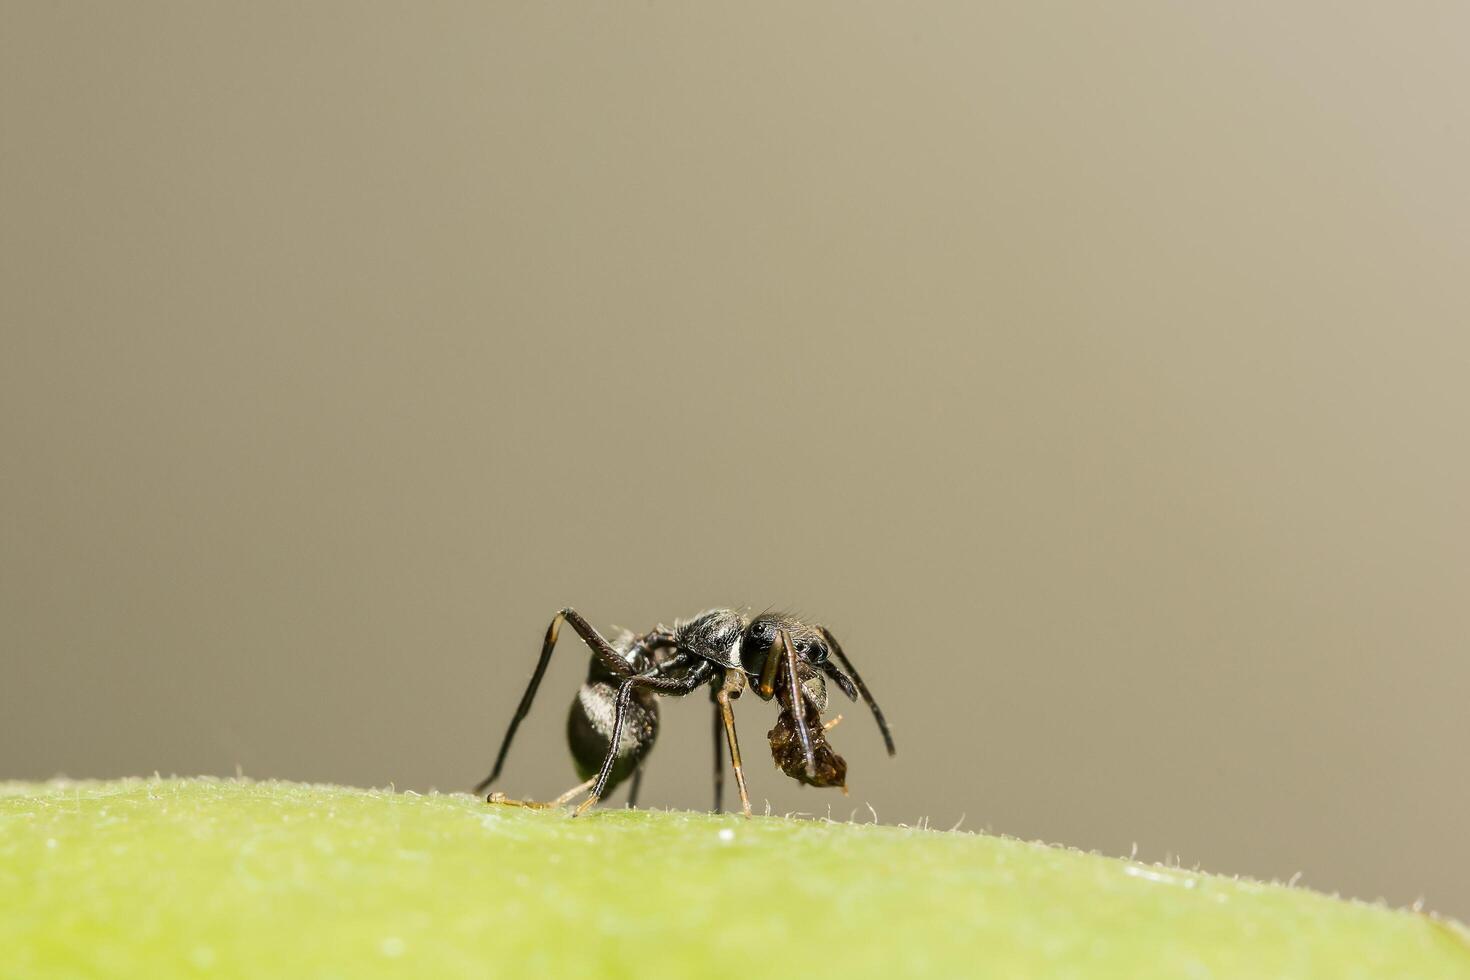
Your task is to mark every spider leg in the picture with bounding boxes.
[475,607,636,795]
[626,766,645,808]
[573,659,715,816]
[779,628,816,778]
[631,628,678,666]
[820,661,859,702]
[714,668,753,818]
[486,775,596,809]
[711,689,725,813]
[757,638,782,699]
[817,626,896,756]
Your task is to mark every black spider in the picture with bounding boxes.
[474,607,894,816]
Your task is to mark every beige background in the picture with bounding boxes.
[3,3,1468,917]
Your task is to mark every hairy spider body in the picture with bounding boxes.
[474,607,895,817]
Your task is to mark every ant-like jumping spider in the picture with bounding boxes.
[474,608,895,816]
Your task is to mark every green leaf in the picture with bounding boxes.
[2,778,1466,978]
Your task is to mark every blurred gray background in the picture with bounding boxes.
[3,3,1467,916]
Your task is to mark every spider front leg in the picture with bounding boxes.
[817,625,896,756]
[753,630,816,778]
[779,629,816,778]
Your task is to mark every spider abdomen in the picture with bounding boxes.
[566,682,659,792]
